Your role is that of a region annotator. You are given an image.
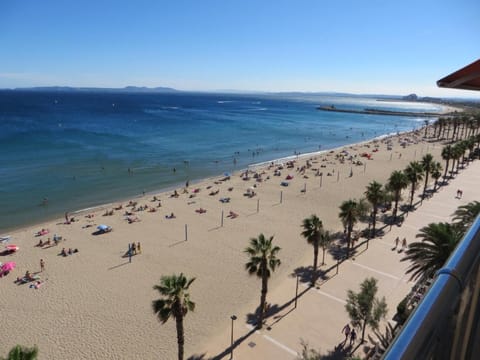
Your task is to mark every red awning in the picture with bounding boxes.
[437,59,480,91]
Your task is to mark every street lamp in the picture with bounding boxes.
[230,315,237,359]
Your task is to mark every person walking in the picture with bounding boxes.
[137,242,141,254]
[402,237,407,250]
[128,244,132,263]
[342,323,351,342]
[394,237,400,249]
[350,328,357,345]
[40,259,45,272]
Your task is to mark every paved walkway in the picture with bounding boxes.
[209,161,480,360]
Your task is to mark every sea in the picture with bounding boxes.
[0,90,446,232]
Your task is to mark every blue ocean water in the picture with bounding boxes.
[0,90,444,232]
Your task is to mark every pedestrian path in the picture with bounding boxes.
[207,161,480,359]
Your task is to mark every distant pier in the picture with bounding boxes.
[316,105,442,117]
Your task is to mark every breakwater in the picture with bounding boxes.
[317,105,441,117]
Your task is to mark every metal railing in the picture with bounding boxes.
[383,215,480,359]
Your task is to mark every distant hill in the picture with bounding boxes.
[11,86,179,93]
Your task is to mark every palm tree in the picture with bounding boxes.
[345,277,388,343]
[152,273,196,360]
[301,215,324,286]
[404,161,424,207]
[423,119,430,138]
[245,234,281,329]
[339,199,368,257]
[451,143,463,175]
[431,161,442,192]
[441,145,454,180]
[401,222,463,280]
[387,170,409,220]
[452,201,480,233]
[364,181,385,238]
[421,153,434,198]
[1,345,38,360]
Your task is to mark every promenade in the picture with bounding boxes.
[203,160,479,360]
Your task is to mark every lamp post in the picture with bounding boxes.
[230,315,237,359]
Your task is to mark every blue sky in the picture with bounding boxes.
[1,0,479,97]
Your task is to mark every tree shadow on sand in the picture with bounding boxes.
[188,326,259,360]
[245,284,312,328]
[314,341,363,360]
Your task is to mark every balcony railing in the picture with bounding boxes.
[383,215,480,359]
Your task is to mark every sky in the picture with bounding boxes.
[1,0,479,97]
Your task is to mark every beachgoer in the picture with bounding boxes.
[40,259,45,272]
[394,237,400,249]
[350,329,357,345]
[342,323,351,341]
[132,242,137,255]
[137,242,141,254]
[402,238,407,249]
[68,248,73,255]
[61,248,67,256]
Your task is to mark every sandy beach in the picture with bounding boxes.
[0,125,473,359]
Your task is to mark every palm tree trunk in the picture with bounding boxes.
[346,223,353,257]
[175,314,185,360]
[410,184,415,207]
[371,207,377,238]
[443,160,450,179]
[312,241,319,285]
[423,172,429,197]
[361,320,367,343]
[322,247,326,266]
[258,271,268,329]
[393,192,400,220]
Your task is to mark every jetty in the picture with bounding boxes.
[317,105,442,117]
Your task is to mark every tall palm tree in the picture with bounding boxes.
[431,161,442,192]
[452,201,480,233]
[364,181,385,238]
[339,199,368,257]
[152,273,196,360]
[451,143,463,175]
[465,137,475,164]
[245,234,281,329]
[404,161,424,207]
[441,144,454,180]
[1,345,38,360]
[401,222,463,280]
[387,170,409,220]
[423,119,430,138]
[301,215,324,286]
[421,153,434,198]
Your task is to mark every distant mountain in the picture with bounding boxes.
[11,86,179,93]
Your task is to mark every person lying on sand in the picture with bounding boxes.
[195,208,207,214]
[165,212,176,219]
[227,211,238,219]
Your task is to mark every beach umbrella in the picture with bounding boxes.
[1,261,16,272]
[97,225,109,231]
